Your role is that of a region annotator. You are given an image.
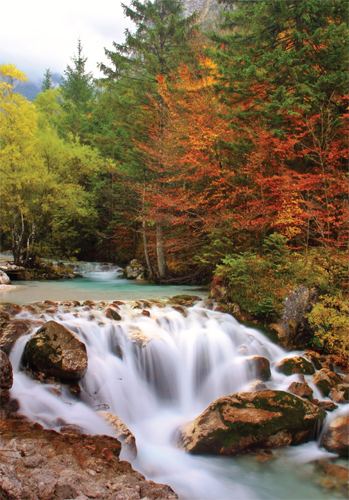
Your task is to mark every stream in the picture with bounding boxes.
[3,265,348,499]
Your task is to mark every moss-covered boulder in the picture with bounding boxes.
[179,390,325,456]
[243,355,271,381]
[275,356,315,376]
[313,368,342,397]
[24,321,87,380]
[322,415,349,457]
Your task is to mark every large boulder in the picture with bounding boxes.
[329,384,349,404]
[243,355,271,381]
[0,349,13,395]
[24,321,87,380]
[322,414,349,457]
[97,411,137,459]
[125,259,145,279]
[0,320,32,355]
[179,390,325,456]
[275,356,315,376]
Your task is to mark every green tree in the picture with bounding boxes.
[42,68,53,92]
[59,39,95,141]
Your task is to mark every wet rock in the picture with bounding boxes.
[313,368,342,397]
[0,269,11,284]
[0,349,13,394]
[275,356,315,376]
[315,460,349,496]
[0,414,178,500]
[125,259,145,279]
[315,401,338,412]
[303,350,323,370]
[329,384,349,404]
[98,411,137,459]
[168,295,201,307]
[243,355,271,381]
[322,414,349,457]
[0,319,32,355]
[24,321,87,380]
[128,326,150,348]
[141,309,151,317]
[171,305,188,317]
[287,382,313,400]
[0,303,22,316]
[105,306,122,321]
[179,390,325,456]
[245,380,267,391]
[280,286,318,348]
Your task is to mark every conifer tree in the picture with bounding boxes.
[42,68,53,92]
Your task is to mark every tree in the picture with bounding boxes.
[42,68,53,91]
[100,0,197,279]
[59,39,95,141]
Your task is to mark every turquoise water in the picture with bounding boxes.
[1,272,207,304]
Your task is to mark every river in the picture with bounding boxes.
[3,265,347,499]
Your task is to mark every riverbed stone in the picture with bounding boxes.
[179,390,325,456]
[329,384,349,404]
[243,355,271,381]
[287,381,313,400]
[24,321,88,380]
[275,356,315,376]
[0,319,32,355]
[97,411,137,459]
[313,368,342,397]
[0,349,13,395]
[105,306,122,321]
[321,414,349,457]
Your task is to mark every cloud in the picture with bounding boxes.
[0,0,133,81]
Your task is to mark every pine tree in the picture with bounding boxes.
[42,68,53,92]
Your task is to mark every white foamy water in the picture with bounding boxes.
[9,301,346,500]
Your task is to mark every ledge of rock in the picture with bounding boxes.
[97,411,137,459]
[0,349,13,395]
[179,390,325,456]
[23,321,88,381]
[0,414,178,500]
[0,319,32,355]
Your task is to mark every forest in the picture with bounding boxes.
[1,0,348,357]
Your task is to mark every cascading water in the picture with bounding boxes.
[9,302,345,500]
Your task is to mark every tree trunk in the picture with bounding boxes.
[12,207,24,266]
[156,218,167,279]
[142,215,154,279]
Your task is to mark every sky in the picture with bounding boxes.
[0,0,133,83]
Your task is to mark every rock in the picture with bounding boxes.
[0,320,32,355]
[128,326,150,348]
[322,414,349,457]
[316,401,338,412]
[168,295,201,307]
[280,285,318,348]
[0,303,22,316]
[97,411,137,459]
[313,369,342,397]
[0,269,11,284]
[0,414,178,500]
[105,307,122,321]
[315,460,349,496]
[141,309,151,317]
[125,259,145,279]
[171,305,187,317]
[179,390,325,456]
[0,349,13,394]
[287,382,313,400]
[245,380,267,391]
[275,356,315,376]
[243,355,271,381]
[329,384,349,404]
[24,321,88,380]
[303,350,323,370]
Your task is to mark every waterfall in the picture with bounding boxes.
[9,302,344,500]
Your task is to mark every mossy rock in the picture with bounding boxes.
[105,307,122,321]
[24,321,87,381]
[275,356,315,376]
[179,390,325,456]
